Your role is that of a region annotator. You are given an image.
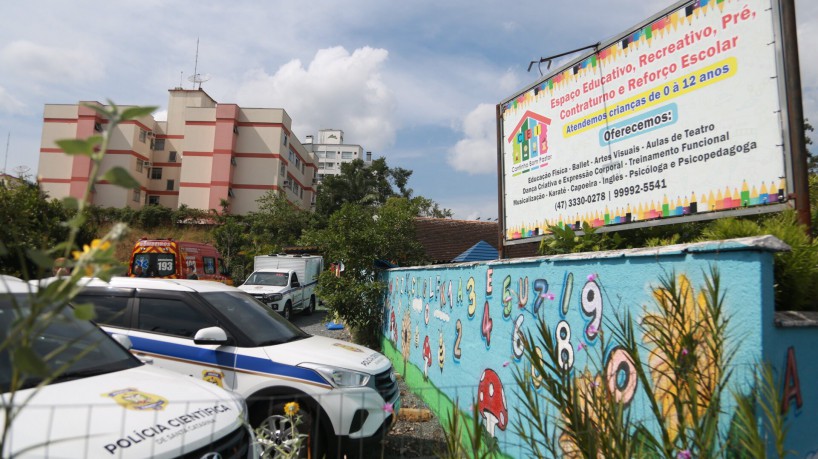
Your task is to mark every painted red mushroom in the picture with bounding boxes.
[477,368,508,437]
[422,336,432,378]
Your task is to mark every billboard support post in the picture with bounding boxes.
[781,0,811,233]
[496,103,507,259]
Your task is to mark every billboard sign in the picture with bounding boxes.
[499,0,792,244]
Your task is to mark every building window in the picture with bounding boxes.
[150,167,163,180]
[139,130,147,143]
[228,188,235,197]
[94,121,103,133]
[133,189,141,202]
[166,179,174,191]
[282,133,288,146]
[154,138,165,151]
[288,151,295,162]
[148,195,160,205]
[169,151,177,162]
[136,159,144,172]
[301,163,305,174]
[325,151,336,159]
[341,151,353,160]
[279,163,286,177]
[231,155,237,166]
[233,125,240,135]
[316,151,325,158]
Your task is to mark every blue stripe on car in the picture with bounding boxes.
[127,335,329,386]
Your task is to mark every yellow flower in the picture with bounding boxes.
[284,402,300,417]
[72,239,111,260]
[72,239,112,276]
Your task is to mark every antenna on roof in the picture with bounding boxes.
[188,37,210,89]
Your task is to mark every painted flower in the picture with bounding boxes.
[587,273,597,281]
[642,274,719,442]
[677,450,692,459]
[383,403,394,414]
[401,310,412,361]
[577,342,585,352]
[284,401,300,417]
[545,293,555,301]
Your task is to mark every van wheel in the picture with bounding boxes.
[304,296,315,316]
[283,302,292,321]
[255,400,325,459]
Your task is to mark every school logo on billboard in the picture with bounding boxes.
[508,111,552,174]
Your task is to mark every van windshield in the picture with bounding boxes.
[0,294,141,392]
[202,291,308,346]
[243,272,288,287]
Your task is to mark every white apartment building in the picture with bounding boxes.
[303,129,371,183]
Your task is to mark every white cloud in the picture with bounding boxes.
[448,103,497,175]
[235,46,395,149]
[445,193,499,221]
[0,86,25,114]
[153,110,168,122]
[0,40,104,83]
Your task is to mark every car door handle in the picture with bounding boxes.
[135,353,154,365]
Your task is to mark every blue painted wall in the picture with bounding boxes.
[380,236,818,457]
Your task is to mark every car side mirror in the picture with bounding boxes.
[111,333,133,350]
[193,326,231,345]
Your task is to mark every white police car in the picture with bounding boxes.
[0,276,256,458]
[77,277,399,457]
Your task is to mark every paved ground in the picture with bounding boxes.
[290,308,447,459]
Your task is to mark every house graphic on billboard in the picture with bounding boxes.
[508,111,551,165]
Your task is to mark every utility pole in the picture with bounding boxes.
[781,0,811,233]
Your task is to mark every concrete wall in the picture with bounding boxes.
[380,236,818,458]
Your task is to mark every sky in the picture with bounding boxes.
[0,0,815,220]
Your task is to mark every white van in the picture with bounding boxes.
[77,277,399,457]
[0,276,256,458]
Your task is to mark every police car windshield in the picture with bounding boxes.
[0,294,141,392]
[202,291,308,346]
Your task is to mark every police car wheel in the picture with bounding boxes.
[304,296,315,316]
[283,302,292,320]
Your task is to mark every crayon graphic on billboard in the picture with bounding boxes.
[499,0,791,243]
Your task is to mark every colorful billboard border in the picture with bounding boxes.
[497,0,797,246]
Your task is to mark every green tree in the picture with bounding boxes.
[302,197,427,348]
[314,157,452,220]
[0,181,94,278]
[212,215,250,283]
[246,190,314,254]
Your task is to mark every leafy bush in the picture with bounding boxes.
[700,210,818,311]
[304,198,427,349]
